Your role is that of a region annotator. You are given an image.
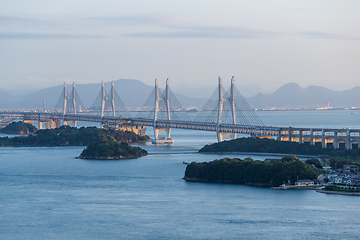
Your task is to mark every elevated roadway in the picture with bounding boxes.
[1,111,360,149]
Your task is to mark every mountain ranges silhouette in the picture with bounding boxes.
[0,80,359,110]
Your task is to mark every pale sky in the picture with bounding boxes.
[1,0,359,97]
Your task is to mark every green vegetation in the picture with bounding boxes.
[325,184,360,193]
[79,141,148,159]
[0,125,150,147]
[0,121,37,134]
[199,137,360,158]
[184,157,323,187]
[305,158,323,169]
[329,157,360,170]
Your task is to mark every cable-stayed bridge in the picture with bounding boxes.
[1,78,360,149]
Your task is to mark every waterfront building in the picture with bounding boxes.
[295,180,314,186]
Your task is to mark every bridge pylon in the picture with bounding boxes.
[152,78,174,144]
[62,82,77,127]
[194,76,263,142]
[91,80,128,129]
[217,77,237,142]
[54,82,86,127]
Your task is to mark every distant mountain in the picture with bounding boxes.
[2,79,207,110]
[247,83,360,109]
[2,81,360,110]
[16,85,63,110]
[0,88,15,109]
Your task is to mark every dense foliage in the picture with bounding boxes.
[305,158,323,169]
[0,121,37,134]
[0,126,150,146]
[329,157,360,170]
[199,137,360,157]
[79,141,148,159]
[184,157,322,187]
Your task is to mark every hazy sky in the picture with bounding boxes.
[1,0,359,97]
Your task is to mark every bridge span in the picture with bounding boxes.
[1,111,360,150]
[1,77,360,149]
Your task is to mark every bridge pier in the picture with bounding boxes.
[288,129,293,142]
[134,126,147,136]
[50,119,61,129]
[217,132,236,142]
[275,128,360,150]
[321,129,327,148]
[309,129,314,145]
[116,124,148,136]
[346,129,352,150]
[38,120,50,130]
[334,131,339,149]
[277,129,282,141]
[63,120,77,127]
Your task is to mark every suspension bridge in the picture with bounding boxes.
[1,77,360,148]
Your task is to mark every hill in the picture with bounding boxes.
[1,80,360,110]
[5,79,207,110]
[184,157,322,187]
[199,137,360,158]
[0,126,150,147]
[78,141,147,159]
[247,82,360,109]
[0,88,16,109]
[0,121,37,134]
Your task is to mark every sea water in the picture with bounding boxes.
[1,110,360,239]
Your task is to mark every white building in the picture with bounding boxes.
[295,180,314,186]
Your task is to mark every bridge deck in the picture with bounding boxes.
[1,111,359,134]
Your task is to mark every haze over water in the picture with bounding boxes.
[1,110,360,239]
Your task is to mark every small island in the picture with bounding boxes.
[78,141,148,159]
[199,137,360,158]
[0,122,150,160]
[184,157,323,187]
[0,124,150,147]
[0,121,37,134]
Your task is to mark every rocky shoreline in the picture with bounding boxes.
[316,190,360,196]
[182,176,271,187]
[76,155,143,160]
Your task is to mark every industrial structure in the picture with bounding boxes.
[1,77,360,149]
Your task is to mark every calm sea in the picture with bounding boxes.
[1,110,360,239]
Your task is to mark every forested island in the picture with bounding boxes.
[0,121,37,134]
[0,124,150,146]
[199,137,360,158]
[78,141,148,159]
[0,122,150,159]
[184,157,322,187]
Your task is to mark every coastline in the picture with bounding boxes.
[183,176,271,187]
[199,151,317,159]
[76,154,145,160]
[316,190,360,196]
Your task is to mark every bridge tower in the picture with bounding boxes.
[230,76,237,139]
[152,79,173,144]
[72,82,76,114]
[54,82,85,127]
[62,82,77,127]
[111,81,116,117]
[63,82,69,116]
[101,81,107,118]
[217,77,237,142]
